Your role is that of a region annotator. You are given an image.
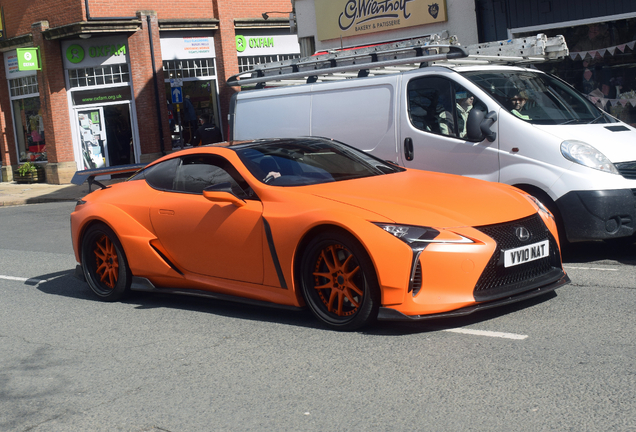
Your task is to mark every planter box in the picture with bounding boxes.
[14,166,45,184]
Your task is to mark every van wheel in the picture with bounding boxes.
[300,232,380,331]
[81,223,132,301]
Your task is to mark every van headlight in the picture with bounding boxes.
[560,140,619,174]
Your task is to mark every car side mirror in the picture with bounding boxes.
[203,182,246,207]
[467,109,497,142]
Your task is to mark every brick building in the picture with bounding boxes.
[0,0,298,183]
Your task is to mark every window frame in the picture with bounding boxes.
[142,154,257,200]
[406,75,485,141]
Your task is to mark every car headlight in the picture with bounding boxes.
[373,223,474,250]
[525,195,554,220]
[560,140,619,174]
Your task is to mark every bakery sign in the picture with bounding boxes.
[314,0,447,41]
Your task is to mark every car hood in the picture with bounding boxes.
[532,123,636,163]
[307,170,536,228]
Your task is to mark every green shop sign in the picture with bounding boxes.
[66,43,126,65]
[235,35,275,52]
[16,48,41,71]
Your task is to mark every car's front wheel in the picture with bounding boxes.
[81,223,131,301]
[300,232,380,330]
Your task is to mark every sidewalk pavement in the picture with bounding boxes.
[0,179,124,207]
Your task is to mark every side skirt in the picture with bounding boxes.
[130,276,304,311]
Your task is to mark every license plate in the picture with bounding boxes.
[503,240,549,268]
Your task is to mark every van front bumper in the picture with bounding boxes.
[556,189,636,242]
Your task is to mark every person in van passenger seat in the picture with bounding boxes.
[509,91,531,120]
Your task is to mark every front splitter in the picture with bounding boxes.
[377,273,570,321]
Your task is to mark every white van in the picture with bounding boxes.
[229,54,636,243]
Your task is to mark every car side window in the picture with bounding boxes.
[144,158,180,191]
[174,155,252,198]
[407,77,483,139]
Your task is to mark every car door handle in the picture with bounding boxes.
[404,137,414,161]
[158,209,175,215]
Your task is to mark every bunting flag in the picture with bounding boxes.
[588,94,636,108]
[570,39,636,60]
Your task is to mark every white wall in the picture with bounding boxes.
[293,0,479,52]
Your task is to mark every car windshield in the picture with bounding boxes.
[462,70,616,125]
[235,138,404,186]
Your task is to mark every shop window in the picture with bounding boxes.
[164,80,222,146]
[68,64,130,88]
[238,54,301,73]
[163,59,216,79]
[12,97,46,162]
[9,76,38,97]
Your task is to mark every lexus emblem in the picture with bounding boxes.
[515,227,531,242]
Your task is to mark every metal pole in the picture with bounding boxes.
[177,104,183,149]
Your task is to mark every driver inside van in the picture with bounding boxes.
[509,91,531,120]
[439,90,474,138]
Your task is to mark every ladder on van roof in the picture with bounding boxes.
[226,33,569,88]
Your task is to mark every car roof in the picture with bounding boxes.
[223,137,333,150]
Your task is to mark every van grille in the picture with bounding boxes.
[615,161,636,180]
[473,214,563,302]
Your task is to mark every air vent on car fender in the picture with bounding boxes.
[410,261,423,297]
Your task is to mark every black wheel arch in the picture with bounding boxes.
[77,219,122,265]
[513,183,568,245]
[292,224,380,307]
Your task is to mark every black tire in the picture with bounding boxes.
[81,223,132,301]
[300,231,380,331]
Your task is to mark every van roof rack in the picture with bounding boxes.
[227,33,569,88]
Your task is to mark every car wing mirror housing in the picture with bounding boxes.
[203,182,246,207]
[467,109,497,142]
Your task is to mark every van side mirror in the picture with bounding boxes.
[203,182,246,207]
[467,109,497,142]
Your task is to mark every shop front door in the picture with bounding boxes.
[76,104,136,170]
[103,104,135,166]
[76,108,107,170]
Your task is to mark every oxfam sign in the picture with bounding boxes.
[236,35,275,53]
[66,44,85,64]
[235,34,299,56]
[62,37,128,69]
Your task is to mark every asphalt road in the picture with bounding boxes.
[1,202,635,431]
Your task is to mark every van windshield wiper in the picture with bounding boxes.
[559,119,580,125]
[588,114,604,124]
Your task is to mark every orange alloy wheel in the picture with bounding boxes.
[81,223,132,301]
[301,232,380,330]
[94,234,119,289]
[313,244,363,317]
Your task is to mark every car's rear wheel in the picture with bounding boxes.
[300,232,380,330]
[81,223,131,301]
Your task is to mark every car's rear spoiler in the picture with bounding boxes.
[71,163,147,192]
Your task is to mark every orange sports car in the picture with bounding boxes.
[70,137,569,330]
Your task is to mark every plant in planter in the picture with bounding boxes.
[14,162,44,183]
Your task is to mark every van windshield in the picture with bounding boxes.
[462,70,616,125]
